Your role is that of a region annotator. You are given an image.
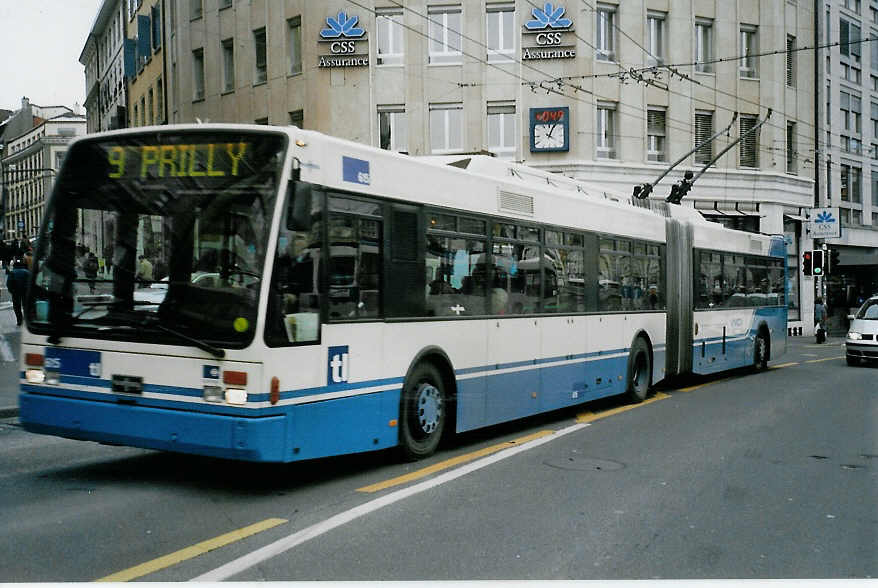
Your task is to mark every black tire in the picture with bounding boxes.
[846,354,859,366]
[399,363,446,460]
[754,332,769,371]
[625,337,651,403]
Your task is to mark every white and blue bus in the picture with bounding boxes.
[18,124,787,462]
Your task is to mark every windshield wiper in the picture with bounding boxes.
[144,318,226,358]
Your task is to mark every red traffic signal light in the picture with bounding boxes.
[802,250,812,276]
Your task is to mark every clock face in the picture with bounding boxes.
[533,123,564,149]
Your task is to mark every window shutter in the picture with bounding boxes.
[137,15,151,59]
[647,109,665,135]
[786,36,795,86]
[694,112,713,164]
[740,116,759,168]
[152,5,162,49]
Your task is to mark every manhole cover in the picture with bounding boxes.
[544,457,625,472]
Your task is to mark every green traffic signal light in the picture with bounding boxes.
[812,249,825,275]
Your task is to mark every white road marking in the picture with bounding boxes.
[192,422,589,581]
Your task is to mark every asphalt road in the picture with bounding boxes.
[0,336,875,581]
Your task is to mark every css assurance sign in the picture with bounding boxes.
[809,207,841,239]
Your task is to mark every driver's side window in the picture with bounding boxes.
[265,190,323,346]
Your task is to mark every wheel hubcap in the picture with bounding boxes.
[416,384,441,435]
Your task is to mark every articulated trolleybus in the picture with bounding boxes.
[19,124,787,462]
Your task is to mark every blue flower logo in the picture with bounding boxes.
[815,211,836,224]
[525,3,573,30]
[320,11,365,39]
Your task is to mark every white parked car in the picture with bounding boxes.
[845,295,878,366]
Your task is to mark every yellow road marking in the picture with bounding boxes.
[805,356,844,363]
[357,430,555,493]
[769,362,800,369]
[96,517,287,582]
[576,391,670,422]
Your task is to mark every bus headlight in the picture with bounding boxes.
[203,385,224,403]
[847,332,862,340]
[25,369,46,384]
[225,388,247,405]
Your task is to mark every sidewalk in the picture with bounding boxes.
[0,298,21,418]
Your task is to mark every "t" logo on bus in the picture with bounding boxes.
[327,345,350,384]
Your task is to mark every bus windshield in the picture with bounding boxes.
[26,130,286,351]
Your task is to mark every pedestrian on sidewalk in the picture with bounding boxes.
[6,258,30,327]
[814,297,827,344]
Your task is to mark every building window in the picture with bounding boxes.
[219,0,232,8]
[378,105,408,152]
[255,117,268,125]
[428,5,462,65]
[487,101,515,159]
[288,16,302,75]
[841,90,862,134]
[190,0,202,20]
[786,122,797,174]
[254,27,267,84]
[843,0,861,13]
[596,102,617,159]
[429,103,463,153]
[156,77,164,122]
[840,163,862,202]
[595,4,616,61]
[222,38,235,92]
[694,110,713,164]
[290,109,304,128]
[192,48,205,101]
[786,35,796,86]
[486,3,515,62]
[739,25,758,78]
[646,11,665,66]
[695,18,713,73]
[873,170,878,206]
[840,18,862,63]
[739,115,759,168]
[376,8,404,65]
[147,87,154,125]
[647,107,666,162]
[140,96,146,126]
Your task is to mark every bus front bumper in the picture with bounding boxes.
[19,393,287,462]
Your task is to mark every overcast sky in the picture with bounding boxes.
[0,0,103,112]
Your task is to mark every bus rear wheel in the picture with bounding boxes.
[625,337,651,403]
[753,332,769,371]
[399,363,446,460]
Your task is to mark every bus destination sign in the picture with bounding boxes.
[105,142,252,179]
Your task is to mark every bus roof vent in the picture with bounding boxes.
[498,190,534,216]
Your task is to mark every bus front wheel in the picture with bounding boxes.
[625,337,651,403]
[399,363,446,460]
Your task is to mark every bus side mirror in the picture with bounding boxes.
[286,181,312,231]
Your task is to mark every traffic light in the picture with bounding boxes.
[828,248,840,274]
[802,250,812,276]
[812,249,825,276]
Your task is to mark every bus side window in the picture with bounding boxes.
[425,235,487,316]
